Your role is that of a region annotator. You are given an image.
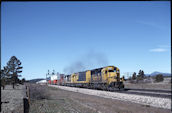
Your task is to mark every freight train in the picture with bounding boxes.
[47,74,64,85]
[47,66,125,90]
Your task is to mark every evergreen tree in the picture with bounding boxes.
[138,70,142,76]
[137,70,145,81]
[132,72,137,80]
[141,70,145,78]
[155,74,164,82]
[6,56,23,89]
[1,66,10,89]
[21,78,26,84]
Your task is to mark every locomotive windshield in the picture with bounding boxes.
[108,70,116,72]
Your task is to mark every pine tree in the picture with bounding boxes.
[21,78,26,84]
[6,56,23,89]
[1,66,11,89]
[141,70,145,79]
[132,72,137,80]
[155,74,164,82]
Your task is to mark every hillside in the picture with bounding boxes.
[146,71,171,77]
[28,78,45,83]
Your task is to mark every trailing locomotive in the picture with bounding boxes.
[63,66,124,90]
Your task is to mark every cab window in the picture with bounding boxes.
[108,70,114,72]
[105,70,107,74]
[108,70,116,72]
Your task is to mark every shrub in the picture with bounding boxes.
[155,74,164,82]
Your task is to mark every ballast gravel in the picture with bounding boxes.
[49,85,171,110]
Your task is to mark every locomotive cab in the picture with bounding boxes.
[102,66,124,89]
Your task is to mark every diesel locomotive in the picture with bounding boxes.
[63,66,124,90]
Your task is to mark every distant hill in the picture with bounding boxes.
[28,78,45,83]
[146,71,171,77]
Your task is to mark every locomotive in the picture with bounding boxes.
[50,65,125,90]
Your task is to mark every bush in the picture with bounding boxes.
[1,78,6,90]
[29,84,50,100]
[155,74,164,82]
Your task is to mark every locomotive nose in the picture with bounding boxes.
[109,72,115,77]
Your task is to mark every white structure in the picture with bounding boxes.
[50,73,60,81]
[50,75,57,81]
[36,79,47,84]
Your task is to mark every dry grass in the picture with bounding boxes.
[1,85,25,113]
[26,83,171,113]
[124,82,171,90]
[28,84,51,100]
[27,84,96,113]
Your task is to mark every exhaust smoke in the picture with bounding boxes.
[63,50,109,74]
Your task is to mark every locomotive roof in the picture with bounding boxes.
[65,65,118,76]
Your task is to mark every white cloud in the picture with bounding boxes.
[149,48,167,52]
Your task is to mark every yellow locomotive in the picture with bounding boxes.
[64,66,124,90]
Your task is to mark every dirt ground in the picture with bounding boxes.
[124,82,171,90]
[27,84,171,113]
[1,85,26,113]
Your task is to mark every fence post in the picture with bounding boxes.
[23,86,30,113]
[23,98,29,113]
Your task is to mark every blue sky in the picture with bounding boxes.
[1,2,171,80]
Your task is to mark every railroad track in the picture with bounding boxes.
[107,88,171,99]
[124,88,171,93]
[54,85,171,99]
[49,85,171,109]
[118,89,171,99]
[73,87,171,99]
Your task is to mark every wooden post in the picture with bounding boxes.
[23,98,29,113]
[23,85,30,113]
[27,86,30,105]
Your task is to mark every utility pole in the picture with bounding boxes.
[48,70,50,75]
[46,70,50,85]
[46,73,47,85]
[52,70,55,75]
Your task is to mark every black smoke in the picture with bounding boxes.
[63,50,109,74]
